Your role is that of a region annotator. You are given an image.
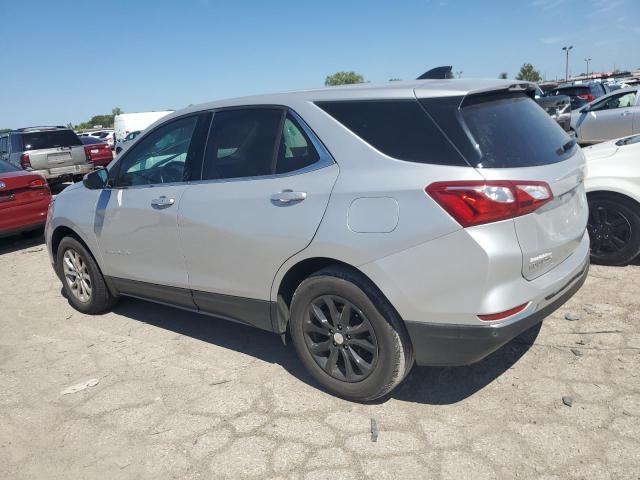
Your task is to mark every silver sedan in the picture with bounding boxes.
[571,87,640,145]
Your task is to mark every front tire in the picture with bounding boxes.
[56,236,117,314]
[289,267,413,401]
[588,194,640,266]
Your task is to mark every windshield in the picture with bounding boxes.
[461,94,575,168]
[0,159,20,173]
[22,130,82,151]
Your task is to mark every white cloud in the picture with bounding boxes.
[529,0,568,12]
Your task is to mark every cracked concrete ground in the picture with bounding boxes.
[1,234,639,480]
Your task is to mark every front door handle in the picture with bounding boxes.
[621,111,632,116]
[270,190,307,205]
[151,196,175,209]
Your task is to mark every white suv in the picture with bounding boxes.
[46,79,589,400]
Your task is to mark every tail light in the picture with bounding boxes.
[20,153,31,169]
[426,180,553,227]
[84,145,94,162]
[29,178,47,189]
[577,93,595,102]
[478,302,529,321]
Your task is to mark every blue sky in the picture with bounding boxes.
[1,0,638,127]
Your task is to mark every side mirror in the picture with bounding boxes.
[83,168,109,190]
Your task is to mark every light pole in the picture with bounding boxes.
[562,45,573,81]
[584,58,591,78]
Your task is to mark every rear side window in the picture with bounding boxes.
[461,94,573,168]
[276,115,320,174]
[315,100,466,166]
[202,109,283,180]
[21,130,81,151]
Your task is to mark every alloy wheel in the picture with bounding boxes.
[62,249,92,303]
[302,295,378,383]
[587,204,632,259]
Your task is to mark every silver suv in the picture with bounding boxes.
[46,79,590,401]
[0,127,93,183]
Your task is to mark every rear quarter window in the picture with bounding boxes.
[315,100,467,166]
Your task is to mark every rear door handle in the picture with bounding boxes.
[270,190,307,205]
[151,196,175,209]
[621,111,632,116]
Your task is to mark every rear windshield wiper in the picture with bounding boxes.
[556,139,576,156]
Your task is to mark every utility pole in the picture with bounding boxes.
[562,45,573,81]
[584,58,591,78]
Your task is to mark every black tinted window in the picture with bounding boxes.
[80,136,103,145]
[551,86,588,96]
[276,115,320,174]
[202,109,282,180]
[21,130,81,151]
[461,94,573,168]
[316,100,466,166]
[0,159,19,173]
[0,136,7,153]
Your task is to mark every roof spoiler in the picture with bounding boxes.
[417,66,454,80]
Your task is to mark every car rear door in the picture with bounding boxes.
[95,114,207,306]
[452,91,588,280]
[178,107,338,330]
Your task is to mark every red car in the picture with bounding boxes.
[0,160,51,237]
[80,136,113,167]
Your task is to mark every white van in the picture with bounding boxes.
[113,111,173,149]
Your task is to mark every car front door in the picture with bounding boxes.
[178,107,339,330]
[96,114,207,307]
[577,91,636,142]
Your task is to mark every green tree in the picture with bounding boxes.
[515,63,542,82]
[389,78,402,82]
[324,71,365,86]
[112,107,123,116]
[498,72,508,79]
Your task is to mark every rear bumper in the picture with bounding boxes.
[33,164,93,180]
[405,260,589,367]
[0,197,50,237]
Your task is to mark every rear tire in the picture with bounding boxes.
[587,194,640,266]
[56,236,117,314]
[289,266,414,401]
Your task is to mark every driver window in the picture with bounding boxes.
[593,92,637,112]
[117,116,197,187]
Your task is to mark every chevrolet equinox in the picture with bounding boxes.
[46,79,590,401]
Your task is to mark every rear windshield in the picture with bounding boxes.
[0,159,19,173]
[550,86,588,96]
[315,100,466,166]
[21,130,82,151]
[461,94,574,168]
[80,136,103,145]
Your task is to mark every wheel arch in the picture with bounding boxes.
[50,224,115,294]
[586,188,640,207]
[272,256,398,335]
